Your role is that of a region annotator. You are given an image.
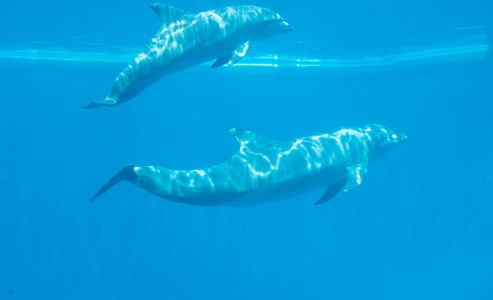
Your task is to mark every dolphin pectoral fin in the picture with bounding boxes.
[150,4,190,27]
[314,178,347,205]
[211,54,233,68]
[228,41,251,65]
[90,164,137,202]
[343,162,368,192]
[211,41,251,68]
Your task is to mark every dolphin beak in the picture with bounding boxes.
[280,21,293,31]
[394,133,408,144]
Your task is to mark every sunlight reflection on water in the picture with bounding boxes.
[0,26,489,72]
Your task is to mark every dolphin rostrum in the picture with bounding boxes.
[84,4,293,108]
[90,125,407,206]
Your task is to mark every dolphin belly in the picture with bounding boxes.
[225,167,347,207]
[133,165,346,207]
[133,165,246,207]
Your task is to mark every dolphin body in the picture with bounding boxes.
[91,125,407,206]
[84,4,293,108]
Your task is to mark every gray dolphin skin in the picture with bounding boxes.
[84,4,293,108]
[90,125,407,206]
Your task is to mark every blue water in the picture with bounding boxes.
[1,0,492,299]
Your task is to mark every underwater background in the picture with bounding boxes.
[1,0,492,299]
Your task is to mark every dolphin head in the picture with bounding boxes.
[239,6,293,40]
[364,124,407,161]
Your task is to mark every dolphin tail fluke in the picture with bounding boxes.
[90,164,137,202]
[81,98,118,109]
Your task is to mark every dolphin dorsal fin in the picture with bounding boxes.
[150,4,190,27]
[228,128,277,153]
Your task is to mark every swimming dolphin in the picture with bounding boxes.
[90,125,407,206]
[84,4,293,108]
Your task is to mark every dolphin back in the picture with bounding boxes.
[90,164,137,202]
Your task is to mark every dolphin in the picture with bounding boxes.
[90,125,407,206]
[84,4,293,108]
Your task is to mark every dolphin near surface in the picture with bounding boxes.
[90,125,407,206]
[84,4,293,108]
